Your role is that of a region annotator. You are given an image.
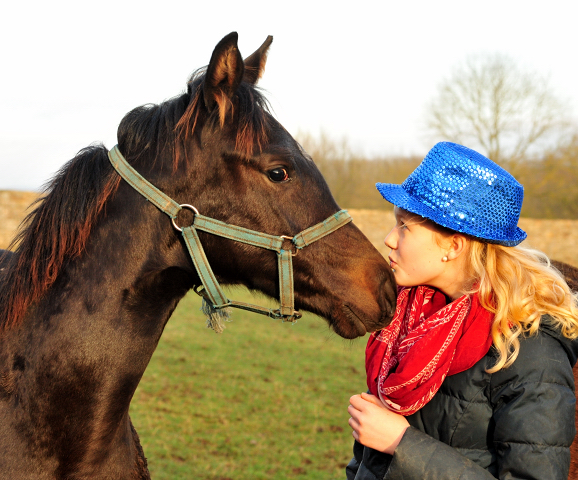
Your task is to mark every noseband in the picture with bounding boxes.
[108,146,352,324]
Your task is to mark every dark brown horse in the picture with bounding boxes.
[553,260,578,480]
[0,33,396,479]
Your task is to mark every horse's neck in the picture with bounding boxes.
[25,217,188,378]
[1,215,190,474]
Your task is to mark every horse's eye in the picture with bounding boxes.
[268,168,290,183]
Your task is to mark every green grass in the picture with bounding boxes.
[130,288,368,479]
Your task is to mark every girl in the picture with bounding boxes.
[347,142,578,479]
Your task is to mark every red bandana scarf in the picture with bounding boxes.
[366,286,493,415]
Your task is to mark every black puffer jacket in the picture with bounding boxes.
[346,320,578,479]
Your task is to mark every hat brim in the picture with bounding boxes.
[376,182,527,247]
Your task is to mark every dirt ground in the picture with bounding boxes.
[0,190,39,250]
[1,191,577,267]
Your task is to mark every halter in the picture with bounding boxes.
[108,145,352,323]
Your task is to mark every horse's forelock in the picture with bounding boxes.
[176,73,271,158]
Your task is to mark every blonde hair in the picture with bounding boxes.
[465,241,578,373]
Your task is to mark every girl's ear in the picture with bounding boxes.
[447,234,469,261]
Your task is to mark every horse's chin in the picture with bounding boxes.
[331,304,368,339]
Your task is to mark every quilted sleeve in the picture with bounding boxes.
[384,427,496,479]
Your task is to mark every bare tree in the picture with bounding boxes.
[425,54,570,164]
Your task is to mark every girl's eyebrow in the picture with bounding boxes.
[396,210,423,227]
[394,209,410,222]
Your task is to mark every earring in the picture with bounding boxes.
[442,256,448,262]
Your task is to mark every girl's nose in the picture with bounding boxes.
[384,227,397,250]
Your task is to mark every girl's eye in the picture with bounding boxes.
[268,168,290,183]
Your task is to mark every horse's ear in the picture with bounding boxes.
[203,32,244,113]
[243,35,273,85]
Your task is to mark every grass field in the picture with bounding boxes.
[130,289,367,479]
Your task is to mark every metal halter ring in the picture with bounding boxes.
[171,204,200,232]
[280,235,299,256]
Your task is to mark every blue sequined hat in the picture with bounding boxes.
[376,142,527,246]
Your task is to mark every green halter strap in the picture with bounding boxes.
[108,145,352,323]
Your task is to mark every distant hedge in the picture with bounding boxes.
[299,133,578,219]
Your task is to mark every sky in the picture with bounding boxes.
[1,0,577,191]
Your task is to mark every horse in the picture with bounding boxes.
[553,261,578,480]
[0,33,397,479]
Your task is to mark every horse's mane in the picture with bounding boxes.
[0,69,272,332]
[0,145,122,331]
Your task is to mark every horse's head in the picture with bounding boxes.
[117,32,396,339]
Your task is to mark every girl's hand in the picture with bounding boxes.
[348,392,410,455]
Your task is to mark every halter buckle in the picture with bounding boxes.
[271,309,303,323]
